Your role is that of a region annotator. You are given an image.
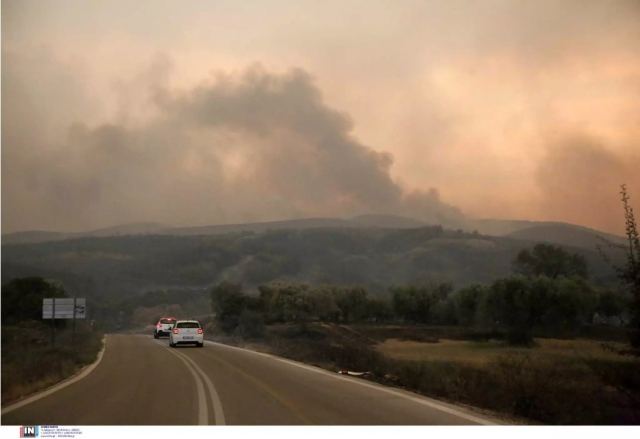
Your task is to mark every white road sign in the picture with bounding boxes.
[43,298,86,319]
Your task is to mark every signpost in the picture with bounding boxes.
[43,298,86,319]
[42,298,87,346]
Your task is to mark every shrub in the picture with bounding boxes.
[391,283,451,324]
[235,310,266,339]
[2,277,67,324]
[483,277,539,345]
[451,284,486,326]
[514,244,588,279]
[210,282,247,332]
[2,323,103,404]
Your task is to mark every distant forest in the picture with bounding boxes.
[2,225,621,303]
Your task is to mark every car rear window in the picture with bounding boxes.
[160,319,175,324]
[176,322,200,328]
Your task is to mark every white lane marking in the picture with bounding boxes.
[152,338,226,425]
[161,343,209,425]
[203,340,495,425]
[173,349,226,426]
[2,336,107,415]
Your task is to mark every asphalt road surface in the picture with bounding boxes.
[2,334,495,425]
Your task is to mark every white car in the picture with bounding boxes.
[169,320,204,347]
[154,317,176,338]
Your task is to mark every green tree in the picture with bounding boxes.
[333,287,368,323]
[596,290,628,320]
[308,287,341,322]
[235,309,266,338]
[259,282,311,323]
[514,244,588,279]
[364,297,394,322]
[540,277,596,330]
[484,276,552,345]
[1,277,67,324]
[451,284,486,326]
[391,284,448,324]
[210,281,248,332]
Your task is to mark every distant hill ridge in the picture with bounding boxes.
[1,215,427,245]
[505,223,626,249]
[2,214,624,251]
[2,222,620,300]
[1,222,169,245]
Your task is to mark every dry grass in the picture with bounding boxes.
[208,322,640,424]
[373,335,640,424]
[1,322,103,404]
[376,337,633,366]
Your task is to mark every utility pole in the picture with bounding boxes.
[72,296,77,347]
[51,297,56,347]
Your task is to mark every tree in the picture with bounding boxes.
[333,287,368,323]
[210,282,248,332]
[596,290,628,320]
[541,277,597,330]
[258,282,312,323]
[483,276,552,345]
[364,297,394,322]
[617,185,640,347]
[235,309,266,338]
[514,243,588,279]
[391,284,448,324]
[1,277,67,324]
[308,287,341,322]
[451,284,486,326]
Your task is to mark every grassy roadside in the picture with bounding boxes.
[374,337,639,424]
[1,321,104,404]
[202,320,640,425]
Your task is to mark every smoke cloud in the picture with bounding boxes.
[3,0,640,234]
[2,61,462,232]
[536,137,640,233]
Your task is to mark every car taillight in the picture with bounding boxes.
[173,328,179,334]
[197,328,203,334]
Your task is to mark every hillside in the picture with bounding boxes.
[1,225,617,302]
[1,222,171,245]
[2,216,429,245]
[472,219,625,250]
[4,214,624,251]
[505,223,626,250]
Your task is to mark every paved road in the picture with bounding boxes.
[2,334,495,425]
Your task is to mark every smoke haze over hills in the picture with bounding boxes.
[2,0,639,234]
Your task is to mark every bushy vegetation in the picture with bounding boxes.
[612,185,640,347]
[203,242,638,424]
[1,322,104,404]
[514,243,588,279]
[388,351,638,424]
[95,288,210,331]
[3,205,637,422]
[1,277,104,403]
[209,264,630,346]
[2,277,67,324]
[225,323,639,424]
[2,225,619,302]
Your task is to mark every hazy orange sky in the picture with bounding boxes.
[2,0,639,234]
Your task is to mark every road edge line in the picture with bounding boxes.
[204,340,495,425]
[1,335,108,415]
